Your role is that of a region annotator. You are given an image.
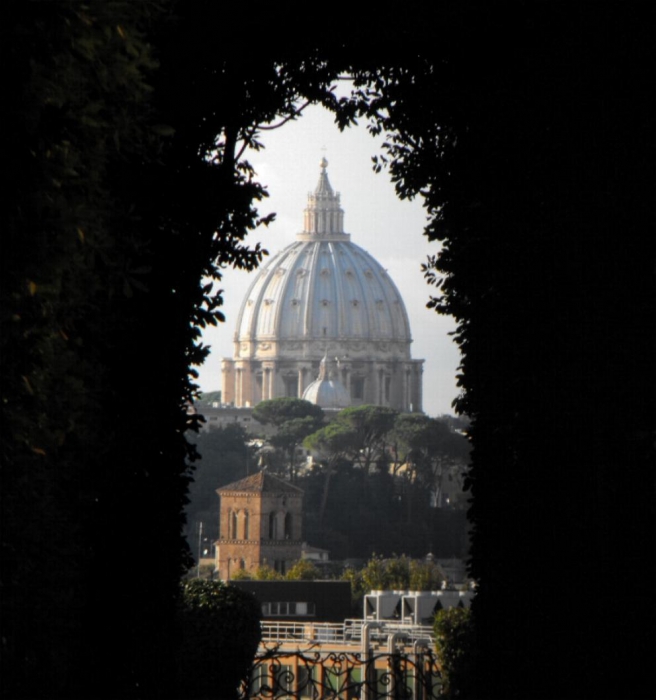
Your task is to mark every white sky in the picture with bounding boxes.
[196,103,461,417]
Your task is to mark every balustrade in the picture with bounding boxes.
[241,623,441,699]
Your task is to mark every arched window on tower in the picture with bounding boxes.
[243,510,249,540]
[269,511,277,540]
[284,512,293,539]
[230,511,238,540]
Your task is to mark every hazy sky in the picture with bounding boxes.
[196,104,461,417]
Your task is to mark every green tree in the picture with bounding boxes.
[360,555,391,592]
[285,559,320,580]
[0,3,188,696]
[385,555,411,590]
[229,568,252,581]
[304,421,358,527]
[253,398,324,480]
[341,566,367,615]
[178,580,261,700]
[253,397,325,428]
[329,405,398,474]
[254,565,283,581]
[433,608,477,699]
[391,413,470,511]
[409,559,444,591]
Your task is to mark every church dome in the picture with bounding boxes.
[233,158,412,352]
[222,159,424,412]
[302,354,351,409]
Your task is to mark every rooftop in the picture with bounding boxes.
[217,470,304,495]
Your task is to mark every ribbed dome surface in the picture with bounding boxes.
[236,240,411,344]
[234,159,412,351]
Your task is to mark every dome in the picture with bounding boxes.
[302,354,351,409]
[234,158,412,352]
[221,160,424,412]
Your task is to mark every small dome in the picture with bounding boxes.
[302,355,350,409]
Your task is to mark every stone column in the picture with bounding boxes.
[221,359,234,406]
[235,368,243,407]
[262,367,270,401]
[373,363,385,406]
[262,362,276,401]
[297,365,306,398]
[405,367,412,412]
[297,362,313,398]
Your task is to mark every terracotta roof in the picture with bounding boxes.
[217,470,303,495]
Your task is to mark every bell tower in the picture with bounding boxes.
[215,471,303,580]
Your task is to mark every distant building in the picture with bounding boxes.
[230,580,351,623]
[191,403,261,433]
[221,159,424,411]
[215,471,303,580]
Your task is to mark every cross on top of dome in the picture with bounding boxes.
[314,157,333,196]
[317,352,335,381]
[300,159,350,241]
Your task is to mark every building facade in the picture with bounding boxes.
[215,471,304,580]
[221,159,424,412]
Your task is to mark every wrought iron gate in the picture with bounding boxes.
[240,645,443,699]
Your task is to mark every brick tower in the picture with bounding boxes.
[215,471,303,580]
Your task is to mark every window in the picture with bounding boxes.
[376,669,390,698]
[284,377,298,398]
[284,512,293,539]
[261,601,315,617]
[347,668,362,700]
[230,511,238,539]
[351,378,365,400]
[274,559,287,575]
[248,664,267,696]
[297,665,315,698]
[275,665,293,698]
[243,511,249,540]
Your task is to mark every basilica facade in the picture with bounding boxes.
[221,160,423,412]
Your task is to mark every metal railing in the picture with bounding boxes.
[241,646,442,699]
[260,619,435,649]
